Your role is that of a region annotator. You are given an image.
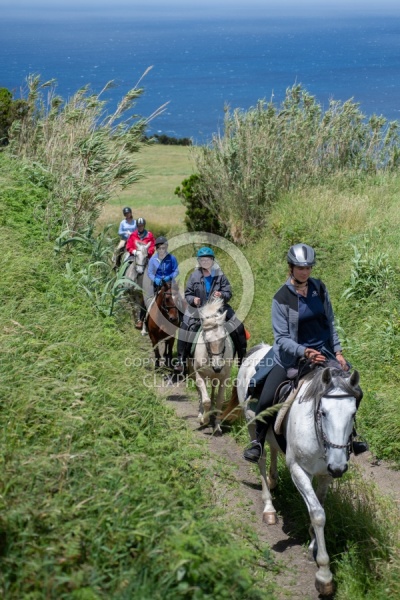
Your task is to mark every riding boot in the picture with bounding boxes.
[229,326,247,366]
[175,337,188,373]
[243,420,269,463]
[352,427,369,455]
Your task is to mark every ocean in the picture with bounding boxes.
[2,2,400,144]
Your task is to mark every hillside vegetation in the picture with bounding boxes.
[2,76,400,598]
[0,154,273,598]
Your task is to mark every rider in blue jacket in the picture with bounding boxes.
[148,237,179,291]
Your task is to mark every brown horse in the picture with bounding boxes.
[147,281,182,368]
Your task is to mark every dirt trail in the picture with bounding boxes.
[158,379,400,600]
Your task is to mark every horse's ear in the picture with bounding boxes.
[217,310,227,324]
[349,370,360,388]
[145,242,151,249]
[322,368,332,385]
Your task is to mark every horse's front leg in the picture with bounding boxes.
[195,372,211,426]
[289,463,334,597]
[165,338,174,369]
[247,420,278,524]
[308,474,333,561]
[212,378,225,436]
[149,332,161,369]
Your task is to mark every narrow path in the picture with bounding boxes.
[162,384,322,600]
[156,375,400,599]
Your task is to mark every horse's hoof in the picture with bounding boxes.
[141,330,148,336]
[315,575,334,597]
[262,511,277,525]
[212,427,222,437]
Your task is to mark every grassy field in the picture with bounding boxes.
[97,144,194,236]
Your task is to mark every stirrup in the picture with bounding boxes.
[174,358,184,373]
[243,440,263,464]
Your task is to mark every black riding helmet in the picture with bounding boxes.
[155,236,168,247]
[122,206,132,216]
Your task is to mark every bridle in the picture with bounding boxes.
[202,324,227,362]
[315,390,355,458]
[158,285,179,322]
[134,248,148,275]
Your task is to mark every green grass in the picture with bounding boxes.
[0,154,274,599]
[97,145,194,236]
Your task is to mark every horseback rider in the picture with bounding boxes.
[175,246,247,373]
[148,236,179,292]
[243,243,368,463]
[126,217,156,330]
[114,207,137,268]
[126,217,156,258]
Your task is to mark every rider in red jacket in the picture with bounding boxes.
[126,217,156,257]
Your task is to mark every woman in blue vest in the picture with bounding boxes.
[148,236,179,291]
[243,243,368,463]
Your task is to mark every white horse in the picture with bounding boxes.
[124,242,152,330]
[222,342,361,596]
[188,298,234,435]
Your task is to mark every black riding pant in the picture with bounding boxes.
[255,363,288,443]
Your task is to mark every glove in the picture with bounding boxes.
[130,250,137,256]
[154,277,162,286]
[163,275,171,282]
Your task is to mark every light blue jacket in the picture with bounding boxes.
[118,219,137,240]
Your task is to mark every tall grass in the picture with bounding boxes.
[6,73,162,235]
[193,85,400,243]
[0,153,274,599]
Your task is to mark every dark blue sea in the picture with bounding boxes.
[2,2,400,144]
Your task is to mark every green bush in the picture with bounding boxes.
[175,174,224,235]
[7,74,149,236]
[192,85,400,243]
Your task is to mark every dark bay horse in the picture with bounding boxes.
[147,282,182,368]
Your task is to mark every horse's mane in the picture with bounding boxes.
[199,297,224,322]
[244,342,269,359]
[301,362,362,404]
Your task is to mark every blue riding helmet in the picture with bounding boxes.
[197,246,215,258]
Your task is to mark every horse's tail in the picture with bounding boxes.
[221,382,241,423]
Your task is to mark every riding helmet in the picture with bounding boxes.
[287,243,316,267]
[122,206,132,215]
[137,217,146,226]
[155,236,168,247]
[197,246,215,258]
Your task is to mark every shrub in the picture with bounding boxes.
[175,174,223,235]
[342,241,395,301]
[7,73,158,236]
[192,85,400,244]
